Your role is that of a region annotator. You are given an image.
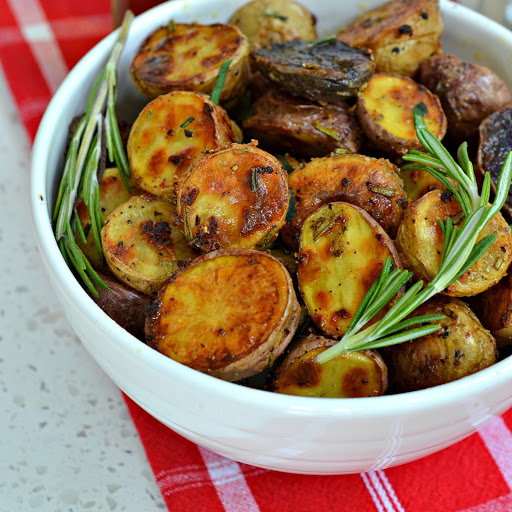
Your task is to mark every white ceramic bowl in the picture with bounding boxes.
[30,0,512,474]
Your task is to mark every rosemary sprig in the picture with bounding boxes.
[53,11,134,297]
[316,103,512,363]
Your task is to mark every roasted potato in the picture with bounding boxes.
[383,296,497,391]
[146,248,301,381]
[127,91,236,199]
[130,22,249,106]
[477,107,512,219]
[417,54,512,145]
[356,73,447,157]
[101,193,198,296]
[242,89,363,158]
[395,189,512,297]
[337,0,443,77]
[400,166,447,202]
[266,335,388,397]
[253,38,375,103]
[297,202,403,338]
[176,142,289,252]
[228,0,317,50]
[282,152,409,248]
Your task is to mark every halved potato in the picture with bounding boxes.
[145,248,301,381]
[266,335,388,397]
[228,0,317,51]
[101,193,199,296]
[337,0,443,77]
[395,189,512,297]
[130,22,249,105]
[383,296,497,391]
[400,166,446,202]
[176,142,289,252]
[127,91,236,199]
[297,202,403,338]
[282,152,408,248]
[356,73,447,157]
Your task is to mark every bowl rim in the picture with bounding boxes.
[30,0,512,419]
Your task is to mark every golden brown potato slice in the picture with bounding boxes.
[400,166,447,202]
[127,91,235,199]
[146,248,301,381]
[383,296,497,391]
[228,0,317,51]
[395,189,512,297]
[337,0,443,77]
[242,89,363,158]
[76,167,138,269]
[130,22,249,105]
[101,194,199,296]
[282,152,408,248]
[356,73,447,157]
[297,202,403,338]
[418,54,512,145]
[176,142,289,252]
[266,335,388,397]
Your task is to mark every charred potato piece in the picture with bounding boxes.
[395,189,512,297]
[176,142,289,252]
[383,296,497,391]
[127,91,235,199]
[417,54,512,145]
[266,335,388,397]
[477,107,512,219]
[242,89,363,158]
[146,248,301,381]
[400,166,446,202]
[253,39,375,103]
[130,22,249,106]
[102,194,198,296]
[229,0,317,51]
[356,73,447,157]
[297,202,403,338]
[337,0,443,77]
[282,152,408,248]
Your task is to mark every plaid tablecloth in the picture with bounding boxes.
[5,0,512,510]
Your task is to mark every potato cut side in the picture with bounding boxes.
[76,167,138,269]
[400,166,446,202]
[383,296,497,392]
[146,248,301,381]
[337,0,443,77]
[298,202,402,338]
[267,335,388,398]
[127,91,235,199]
[356,73,447,157]
[395,189,512,297]
[130,22,249,105]
[176,143,289,252]
[282,152,408,248]
[102,193,198,296]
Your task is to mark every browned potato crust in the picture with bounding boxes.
[356,73,447,157]
[146,248,301,381]
[228,0,317,51]
[266,335,388,397]
[383,296,497,391]
[337,0,443,77]
[127,91,235,199]
[417,54,512,145]
[176,142,289,252]
[282,153,408,248]
[395,189,512,297]
[130,22,249,105]
[242,89,363,158]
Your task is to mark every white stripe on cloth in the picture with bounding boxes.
[459,493,512,512]
[198,447,261,512]
[478,416,512,490]
[376,470,405,512]
[362,471,403,512]
[6,0,68,93]
[361,472,386,512]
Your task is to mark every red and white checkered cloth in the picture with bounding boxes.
[5,0,512,510]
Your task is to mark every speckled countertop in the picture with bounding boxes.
[0,69,165,511]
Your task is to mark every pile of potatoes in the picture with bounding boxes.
[74,0,512,397]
